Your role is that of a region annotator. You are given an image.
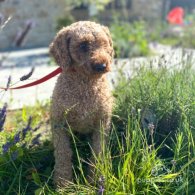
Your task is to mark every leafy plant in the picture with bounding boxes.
[110,21,150,58]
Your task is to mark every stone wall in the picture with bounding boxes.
[0,0,66,50]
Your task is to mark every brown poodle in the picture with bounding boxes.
[50,21,114,187]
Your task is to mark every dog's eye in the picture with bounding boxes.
[79,41,89,52]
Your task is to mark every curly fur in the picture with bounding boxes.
[50,21,114,187]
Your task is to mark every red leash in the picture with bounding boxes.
[0,67,62,90]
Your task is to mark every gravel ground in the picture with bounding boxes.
[0,45,195,109]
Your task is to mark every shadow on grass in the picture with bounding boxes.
[0,140,54,194]
[0,133,95,194]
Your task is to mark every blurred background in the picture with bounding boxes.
[0,0,195,55]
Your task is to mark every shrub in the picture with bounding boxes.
[113,54,195,150]
[110,21,150,58]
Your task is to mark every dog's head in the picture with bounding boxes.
[50,21,114,76]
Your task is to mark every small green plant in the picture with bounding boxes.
[110,21,150,58]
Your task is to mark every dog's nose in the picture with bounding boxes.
[92,64,107,72]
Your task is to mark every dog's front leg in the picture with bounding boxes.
[88,123,109,183]
[52,122,73,187]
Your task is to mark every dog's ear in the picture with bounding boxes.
[101,25,114,58]
[49,27,72,69]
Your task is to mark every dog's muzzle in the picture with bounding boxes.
[92,63,107,73]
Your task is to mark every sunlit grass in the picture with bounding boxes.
[0,56,195,194]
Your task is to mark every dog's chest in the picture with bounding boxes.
[68,85,110,126]
[56,76,112,132]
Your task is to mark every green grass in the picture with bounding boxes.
[0,57,195,194]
